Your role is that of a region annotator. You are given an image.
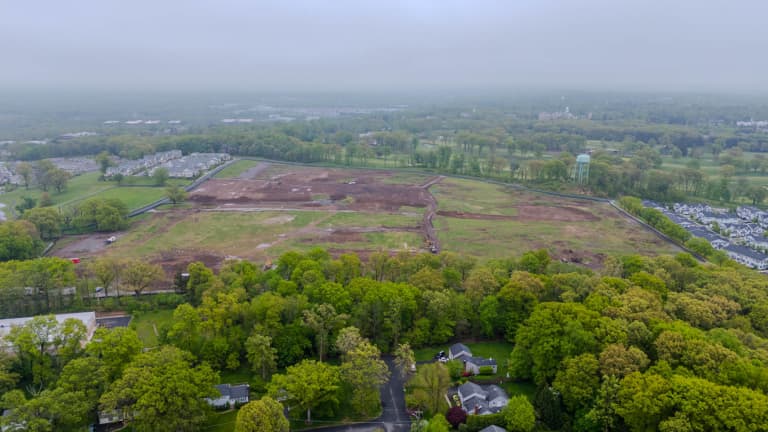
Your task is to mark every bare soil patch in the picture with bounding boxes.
[516,205,600,222]
[153,249,224,278]
[51,233,118,257]
[189,167,432,212]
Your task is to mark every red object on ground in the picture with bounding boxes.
[70,257,81,264]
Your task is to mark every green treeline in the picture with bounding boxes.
[7,104,768,204]
[4,247,768,430]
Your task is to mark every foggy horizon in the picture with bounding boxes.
[2,0,768,93]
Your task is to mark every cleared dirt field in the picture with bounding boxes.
[190,164,434,212]
[50,163,681,276]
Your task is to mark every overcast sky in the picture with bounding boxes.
[1,0,767,92]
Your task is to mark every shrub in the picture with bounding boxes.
[463,413,505,432]
[446,406,468,428]
[478,365,494,375]
[447,360,464,379]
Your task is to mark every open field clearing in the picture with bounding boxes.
[51,162,682,277]
[432,178,681,265]
[0,171,188,216]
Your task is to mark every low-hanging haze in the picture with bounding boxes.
[1,0,767,92]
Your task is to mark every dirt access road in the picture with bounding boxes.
[420,176,444,253]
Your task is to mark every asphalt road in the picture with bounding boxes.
[308,357,412,432]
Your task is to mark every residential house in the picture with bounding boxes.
[724,244,768,270]
[478,426,507,432]
[747,235,768,251]
[464,356,498,375]
[448,343,499,375]
[457,382,509,415]
[98,409,136,425]
[207,383,250,408]
[686,227,729,249]
[449,343,472,360]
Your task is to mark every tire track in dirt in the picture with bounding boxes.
[420,176,444,253]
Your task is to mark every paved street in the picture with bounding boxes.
[308,357,412,432]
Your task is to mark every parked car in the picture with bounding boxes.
[439,357,448,363]
[70,257,81,264]
[434,350,445,360]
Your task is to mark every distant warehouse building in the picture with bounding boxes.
[0,312,97,351]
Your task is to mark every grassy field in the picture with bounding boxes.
[431,178,680,262]
[213,159,260,179]
[131,309,174,347]
[105,208,424,262]
[431,178,518,216]
[0,171,189,217]
[204,410,238,432]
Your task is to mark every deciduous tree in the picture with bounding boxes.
[245,332,277,380]
[235,397,290,432]
[503,395,536,432]
[267,359,341,423]
[100,346,218,432]
[340,340,390,416]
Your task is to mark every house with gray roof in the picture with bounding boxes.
[449,343,472,360]
[457,382,509,415]
[448,343,498,375]
[207,383,250,408]
[724,244,768,270]
[464,356,498,375]
[478,426,506,432]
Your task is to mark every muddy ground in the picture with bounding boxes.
[189,166,434,212]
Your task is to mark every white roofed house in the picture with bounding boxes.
[0,312,97,352]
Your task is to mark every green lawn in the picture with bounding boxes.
[501,381,537,401]
[131,309,174,347]
[0,171,190,217]
[84,186,172,211]
[414,341,514,377]
[0,172,110,214]
[204,409,238,432]
[214,160,261,179]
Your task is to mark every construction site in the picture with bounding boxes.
[51,161,679,278]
